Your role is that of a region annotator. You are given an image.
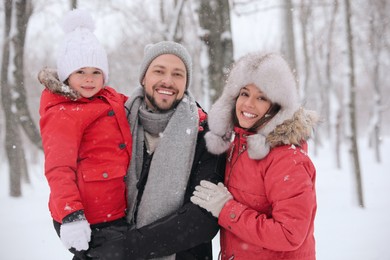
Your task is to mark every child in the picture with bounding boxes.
[39,9,132,259]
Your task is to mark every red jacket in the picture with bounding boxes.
[39,87,132,225]
[218,127,316,260]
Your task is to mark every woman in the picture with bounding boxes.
[191,52,318,259]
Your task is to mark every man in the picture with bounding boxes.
[39,41,225,259]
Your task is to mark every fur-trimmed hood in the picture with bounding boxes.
[205,52,318,159]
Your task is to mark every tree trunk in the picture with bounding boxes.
[71,0,77,9]
[325,0,338,138]
[367,1,385,163]
[13,0,41,153]
[1,0,24,197]
[335,109,342,169]
[298,0,311,96]
[325,0,343,169]
[344,0,364,207]
[167,0,185,41]
[198,0,234,103]
[369,45,382,163]
[157,0,185,42]
[282,0,297,74]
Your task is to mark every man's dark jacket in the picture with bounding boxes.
[126,117,225,259]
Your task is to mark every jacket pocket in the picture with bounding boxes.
[78,165,127,223]
[81,165,126,182]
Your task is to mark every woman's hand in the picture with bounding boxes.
[191,180,233,218]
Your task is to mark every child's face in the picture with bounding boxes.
[235,84,272,130]
[68,67,104,98]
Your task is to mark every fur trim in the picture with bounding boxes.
[247,108,318,159]
[247,134,270,159]
[204,131,231,155]
[38,67,80,100]
[266,108,319,148]
[205,51,319,159]
[206,52,300,155]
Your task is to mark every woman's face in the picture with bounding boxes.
[235,84,272,130]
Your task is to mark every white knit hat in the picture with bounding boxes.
[205,52,301,159]
[56,9,109,83]
[139,41,192,89]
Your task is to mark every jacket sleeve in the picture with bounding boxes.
[125,123,226,258]
[218,147,316,251]
[40,101,85,222]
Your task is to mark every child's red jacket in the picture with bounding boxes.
[39,87,132,224]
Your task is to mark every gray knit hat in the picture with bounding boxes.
[139,41,192,89]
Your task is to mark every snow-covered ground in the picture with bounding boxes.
[1,138,389,260]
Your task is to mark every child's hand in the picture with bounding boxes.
[38,67,80,100]
[60,219,91,251]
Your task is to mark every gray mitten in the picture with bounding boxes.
[38,67,80,100]
[191,180,233,217]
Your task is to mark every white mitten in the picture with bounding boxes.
[60,220,91,251]
[191,180,233,217]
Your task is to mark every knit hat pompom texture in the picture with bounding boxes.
[57,9,109,83]
[205,52,301,159]
[139,41,192,89]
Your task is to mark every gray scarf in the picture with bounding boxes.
[125,87,199,260]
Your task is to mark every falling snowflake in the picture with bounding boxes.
[64,204,72,211]
[300,149,308,156]
[61,84,73,93]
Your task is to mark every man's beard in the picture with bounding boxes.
[145,91,182,112]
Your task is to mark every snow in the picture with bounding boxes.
[1,0,387,258]
[1,138,389,260]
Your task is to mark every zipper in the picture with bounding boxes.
[226,132,246,187]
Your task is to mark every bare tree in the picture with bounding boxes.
[71,0,77,9]
[324,1,344,169]
[297,0,324,156]
[13,0,41,150]
[344,0,364,207]
[282,0,297,73]
[1,0,24,197]
[298,0,311,95]
[163,0,185,42]
[1,0,37,196]
[309,0,344,168]
[366,0,387,163]
[198,0,234,103]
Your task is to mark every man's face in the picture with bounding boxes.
[142,54,187,112]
